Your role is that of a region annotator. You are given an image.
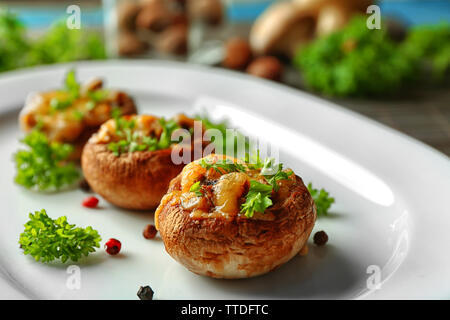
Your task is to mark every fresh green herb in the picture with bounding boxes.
[189,181,203,197]
[195,115,250,155]
[72,110,84,121]
[49,69,81,111]
[64,69,80,99]
[0,11,106,73]
[14,129,80,191]
[402,23,450,80]
[19,209,101,263]
[158,118,180,149]
[108,116,178,156]
[307,183,335,217]
[262,162,293,192]
[49,97,73,111]
[241,180,273,218]
[294,16,418,97]
[199,158,247,174]
[244,150,264,170]
[0,10,30,72]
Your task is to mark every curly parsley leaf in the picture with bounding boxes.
[294,16,418,97]
[19,209,101,263]
[14,130,80,191]
[189,181,203,197]
[241,181,273,218]
[307,183,335,217]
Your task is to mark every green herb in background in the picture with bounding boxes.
[14,129,80,191]
[307,183,335,217]
[0,10,106,73]
[0,10,30,72]
[294,15,419,97]
[19,209,101,263]
[402,23,450,80]
[26,21,106,66]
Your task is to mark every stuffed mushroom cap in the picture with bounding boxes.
[19,76,136,160]
[155,154,316,279]
[82,114,204,210]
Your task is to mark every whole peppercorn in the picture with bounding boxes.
[105,238,122,255]
[246,56,283,81]
[143,224,157,239]
[313,231,328,246]
[79,178,91,192]
[223,38,252,70]
[137,285,154,300]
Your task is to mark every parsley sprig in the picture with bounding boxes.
[307,183,335,217]
[14,129,80,191]
[241,180,273,218]
[19,209,101,263]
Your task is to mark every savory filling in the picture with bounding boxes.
[156,154,295,224]
[19,70,132,142]
[92,113,196,156]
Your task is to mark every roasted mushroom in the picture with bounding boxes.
[155,154,316,278]
[19,71,137,160]
[81,114,205,210]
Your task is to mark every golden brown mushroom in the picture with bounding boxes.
[155,154,316,278]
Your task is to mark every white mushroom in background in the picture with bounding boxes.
[250,0,373,58]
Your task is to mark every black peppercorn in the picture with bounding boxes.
[143,224,157,239]
[137,285,154,300]
[79,179,91,192]
[313,231,328,246]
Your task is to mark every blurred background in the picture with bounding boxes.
[1,0,449,155]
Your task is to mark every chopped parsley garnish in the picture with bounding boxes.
[49,69,80,111]
[19,209,101,263]
[307,183,335,217]
[108,116,180,156]
[189,181,203,197]
[199,158,247,174]
[14,129,80,191]
[241,180,273,218]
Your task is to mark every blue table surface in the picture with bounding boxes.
[4,0,450,28]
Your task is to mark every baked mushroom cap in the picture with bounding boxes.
[19,77,136,160]
[156,154,316,278]
[82,114,203,210]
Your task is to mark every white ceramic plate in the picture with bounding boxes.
[0,61,449,300]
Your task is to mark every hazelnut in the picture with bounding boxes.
[187,0,223,26]
[118,31,149,56]
[246,56,283,81]
[136,1,173,32]
[117,1,141,31]
[156,24,188,55]
[143,224,158,239]
[222,38,252,70]
[313,230,328,246]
